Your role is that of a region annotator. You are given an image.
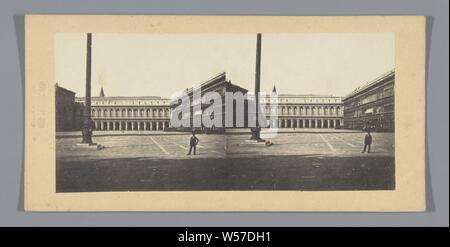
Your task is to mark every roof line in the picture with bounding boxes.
[343,69,395,100]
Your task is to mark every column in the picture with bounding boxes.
[314,119,317,128]
[308,119,311,128]
[150,121,153,131]
[296,119,299,128]
[119,121,122,131]
[156,122,160,130]
[334,119,337,128]
[131,122,134,130]
[144,121,147,131]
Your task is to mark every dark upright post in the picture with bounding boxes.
[251,33,262,140]
[81,33,93,144]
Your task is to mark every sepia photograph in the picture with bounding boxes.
[54,32,395,192]
[24,15,425,211]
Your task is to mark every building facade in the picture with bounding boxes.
[261,91,344,129]
[342,70,395,131]
[171,72,249,132]
[55,84,83,131]
[58,70,403,133]
[76,93,171,131]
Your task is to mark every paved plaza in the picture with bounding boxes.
[56,131,395,192]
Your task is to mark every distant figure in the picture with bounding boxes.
[361,130,372,153]
[187,131,199,155]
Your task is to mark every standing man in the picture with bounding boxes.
[361,130,372,153]
[187,131,199,155]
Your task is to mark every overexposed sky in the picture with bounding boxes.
[55,33,394,98]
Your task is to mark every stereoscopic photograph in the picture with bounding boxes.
[25,15,425,211]
[54,32,396,192]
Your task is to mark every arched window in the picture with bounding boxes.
[324,107,328,115]
[103,109,108,117]
[116,109,120,117]
[91,109,95,117]
[140,109,144,117]
[336,107,341,115]
[330,107,334,115]
[128,109,132,117]
[122,109,126,117]
[110,109,114,117]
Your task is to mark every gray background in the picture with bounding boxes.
[0,0,448,227]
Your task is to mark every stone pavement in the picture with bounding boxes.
[56,132,395,192]
[57,132,394,161]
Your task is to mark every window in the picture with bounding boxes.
[383,86,394,97]
[361,93,378,104]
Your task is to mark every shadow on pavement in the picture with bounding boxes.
[56,154,395,192]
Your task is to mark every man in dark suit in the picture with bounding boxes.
[187,131,199,155]
[361,130,372,153]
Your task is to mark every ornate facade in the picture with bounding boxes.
[57,69,399,132]
[342,70,395,131]
[172,72,249,132]
[75,93,171,131]
[261,92,343,129]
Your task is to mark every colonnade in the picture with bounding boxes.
[267,118,342,128]
[94,120,170,131]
